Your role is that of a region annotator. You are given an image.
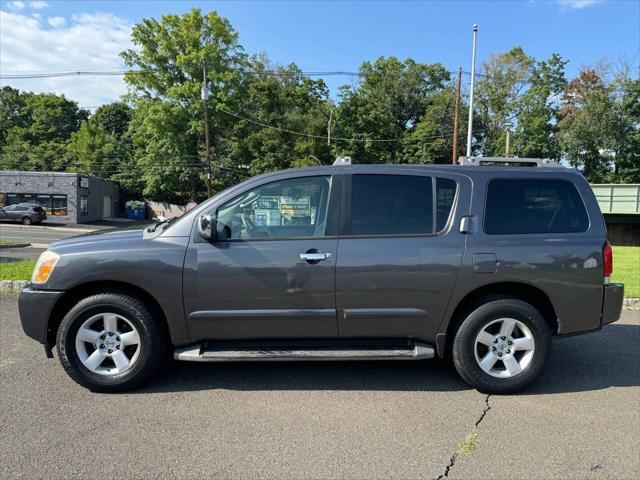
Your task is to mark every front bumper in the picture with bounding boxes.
[602,283,624,325]
[18,287,64,344]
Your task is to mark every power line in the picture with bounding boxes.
[0,68,462,80]
[216,106,460,143]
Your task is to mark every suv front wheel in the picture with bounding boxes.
[57,293,166,392]
[452,298,551,394]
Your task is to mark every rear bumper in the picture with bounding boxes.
[18,287,64,344]
[602,283,624,325]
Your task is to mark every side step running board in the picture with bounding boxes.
[174,342,434,362]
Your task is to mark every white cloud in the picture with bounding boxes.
[556,0,603,10]
[47,15,65,27]
[6,1,26,10]
[28,1,49,9]
[0,10,132,106]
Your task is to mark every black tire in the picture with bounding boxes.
[22,216,31,225]
[452,298,551,394]
[56,293,166,393]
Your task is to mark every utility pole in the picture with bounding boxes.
[327,109,333,146]
[504,122,512,157]
[202,64,212,198]
[466,24,478,158]
[452,67,462,165]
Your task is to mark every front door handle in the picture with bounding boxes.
[299,252,331,262]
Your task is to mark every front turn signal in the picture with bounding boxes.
[31,251,60,284]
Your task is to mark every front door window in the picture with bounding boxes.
[215,176,332,240]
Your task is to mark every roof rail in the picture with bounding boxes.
[458,156,563,168]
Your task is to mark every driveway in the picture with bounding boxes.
[0,295,638,479]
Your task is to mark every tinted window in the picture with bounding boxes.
[14,206,28,212]
[216,176,332,240]
[33,206,44,213]
[436,178,457,231]
[348,175,433,235]
[485,179,589,235]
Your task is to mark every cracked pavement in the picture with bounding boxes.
[1,294,638,479]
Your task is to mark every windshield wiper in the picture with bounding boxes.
[148,218,170,232]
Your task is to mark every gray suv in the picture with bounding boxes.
[18,162,624,393]
[0,203,47,225]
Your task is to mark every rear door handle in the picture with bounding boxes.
[299,252,331,262]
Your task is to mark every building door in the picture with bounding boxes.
[103,196,112,218]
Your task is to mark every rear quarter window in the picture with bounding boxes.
[484,178,589,235]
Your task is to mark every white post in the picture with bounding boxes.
[466,24,478,158]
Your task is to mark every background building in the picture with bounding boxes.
[0,171,119,224]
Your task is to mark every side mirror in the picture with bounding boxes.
[197,214,215,240]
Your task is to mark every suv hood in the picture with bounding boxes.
[49,227,145,250]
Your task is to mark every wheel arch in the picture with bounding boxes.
[442,282,559,357]
[47,280,170,346]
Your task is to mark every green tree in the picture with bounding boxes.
[223,57,333,178]
[558,69,620,181]
[333,56,451,163]
[476,47,534,156]
[402,86,470,164]
[121,8,246,201]
[513,53,567,160]
[91,102,133,137]
[611,77,640,182]
[0,90,88,171]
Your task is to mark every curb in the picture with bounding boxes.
[0,280,29,292]
[0,224,97,233]
[0,242,31,249]
[623,298,640,310]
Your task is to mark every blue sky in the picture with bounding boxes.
[1,0,638,106]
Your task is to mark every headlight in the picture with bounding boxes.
[31,251,60,284]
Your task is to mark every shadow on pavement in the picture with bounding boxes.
[137,323,639,395]
[525,323,640,395]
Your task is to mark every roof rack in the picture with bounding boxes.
[458,156,563,168]
[333,156,352,166]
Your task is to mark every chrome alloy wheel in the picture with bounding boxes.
[75,313,141,376]
[473,318,535,378]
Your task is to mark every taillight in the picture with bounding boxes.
[603,241,613,281]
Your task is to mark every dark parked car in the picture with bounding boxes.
[18,159,624,393]
[0,203,47,225]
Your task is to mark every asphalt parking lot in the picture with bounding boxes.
[0,294,638,479]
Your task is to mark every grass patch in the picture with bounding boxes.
[0,239,29,248]
[0,258,36,281]
[456,427,479,458]
[612,246,640,298]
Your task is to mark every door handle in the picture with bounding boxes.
[299,252,331,262]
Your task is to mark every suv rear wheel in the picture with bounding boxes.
[56,293,166,392]
[22,216,32,225]
[452,298,551,394]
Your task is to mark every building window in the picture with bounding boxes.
[52,195,68,216]
[36,194,53,214]
[80,195,88,216]
[2,193,68,216]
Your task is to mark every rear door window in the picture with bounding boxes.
[347,174,434,235]
[484,178,589,235]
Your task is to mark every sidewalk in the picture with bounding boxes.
[2,218,152,233]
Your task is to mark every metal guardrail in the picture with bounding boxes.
[591,184,640,215]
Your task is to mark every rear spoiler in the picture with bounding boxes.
[458,157,563,168]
